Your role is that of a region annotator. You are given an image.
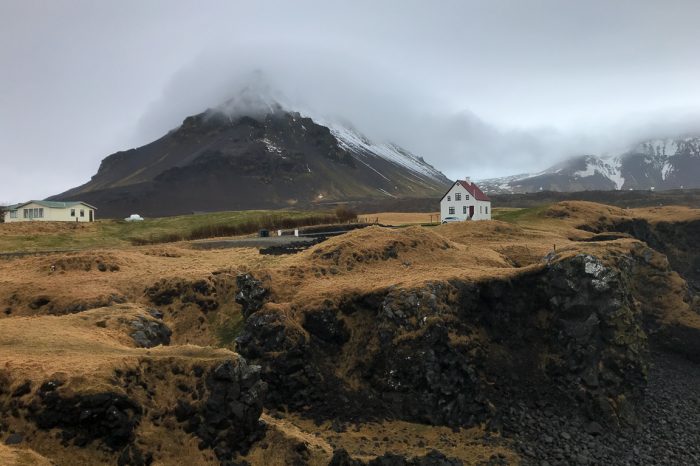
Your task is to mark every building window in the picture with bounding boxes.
[449,207,455,215]
[38,208,43,218]
[463,206,467,214]
[480,206,483,214]
[71,209,75,217]
[466,195,470,200]
[23,209,28,219]
[447,195,451,201]
[10,211,17,218]
[455,193,461,201]
[80,209,85,217]
[485,206,488,214]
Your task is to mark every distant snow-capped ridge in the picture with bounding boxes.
[321,120,447,183]
[478,136,700,194]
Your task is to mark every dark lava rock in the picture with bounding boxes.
[509,349,700,465]
[129,316,172,348]
[181,358,267,462]
[238,253,648,428]
[4,432,24,445]
[235,274,269,319]
[303,307,350,346]
[145,278,217,311]
[29,296,51,309]
[29,386,142,450]
[11,380,31,397]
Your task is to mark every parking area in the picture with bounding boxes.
[189,235,317,250]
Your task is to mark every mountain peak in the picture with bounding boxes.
[479,135,700,194]
[213,72,288,119]
[49,96,450,217]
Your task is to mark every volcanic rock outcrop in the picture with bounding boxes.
[236,251,651,429]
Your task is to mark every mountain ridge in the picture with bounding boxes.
[50,100,451,218]
[479,136,700,194]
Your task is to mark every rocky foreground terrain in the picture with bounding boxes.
[0,201,698,465]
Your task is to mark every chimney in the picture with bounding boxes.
[464,176,471,184]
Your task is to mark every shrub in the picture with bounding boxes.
[335,206,358,223]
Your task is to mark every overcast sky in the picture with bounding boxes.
[2,0,700,204]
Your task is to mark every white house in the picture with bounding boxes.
[439,178,491,222]
[3,201,96,223]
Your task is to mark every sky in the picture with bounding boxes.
[2,0,700,204]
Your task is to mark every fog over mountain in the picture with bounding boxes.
[2,0,700,203]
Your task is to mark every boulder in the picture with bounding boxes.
[235,274,269,319]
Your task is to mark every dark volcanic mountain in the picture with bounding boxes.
[479,137,700,194]
[51,102,450,218]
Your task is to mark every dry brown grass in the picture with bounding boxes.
[2,201,699,465]
[0,245,269,318]
[0,221,98,237]
[0,305,240,466]
[263,225,524,310]
[358,212,440,225]
[269,413,518,465]
[0,444,53,466]
[0,305,236,385]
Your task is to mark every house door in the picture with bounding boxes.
[89,211,93,222]
[469,206,475,218]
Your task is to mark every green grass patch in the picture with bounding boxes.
[215,312,246,349]
[493,205,551,224]
[0,209,355,253]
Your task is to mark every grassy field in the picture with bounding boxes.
[0,210,340,253]
[492,205,549,223]
[358,212,441,226]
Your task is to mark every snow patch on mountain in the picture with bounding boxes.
[261,138,283,154]
[571,156,624,189]
[661,162,674,181]
[321,121,447,182]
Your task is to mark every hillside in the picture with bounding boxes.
[0,201,698,464]
[49,100,450,218]
[480,137,700,193]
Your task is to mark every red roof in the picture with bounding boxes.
[459,180,490,201]
[440,180,491,202]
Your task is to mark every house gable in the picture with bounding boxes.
[439,181,491,203]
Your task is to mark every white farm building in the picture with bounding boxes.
[3,201,96,223]
[440,179,491,222]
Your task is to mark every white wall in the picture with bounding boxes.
[440,182,491,221]
[4,203,95,223]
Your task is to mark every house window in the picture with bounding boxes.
[466,194,470,200]
[447,195,451,201]
[71,209,75,217]
[485,206,488,214]
[480,206,483,214]
[38,208,43,218]
[463,206,467,214]
[10,210,17,218]
[455,193,461,201]
[80,209,85,217]
[23,209,28,219]
[449,207,455,215]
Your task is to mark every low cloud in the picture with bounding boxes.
[134,46,700,182]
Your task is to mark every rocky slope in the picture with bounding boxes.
[49,99,450,218]
[480,137,700,193]
[0,201,698,464]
